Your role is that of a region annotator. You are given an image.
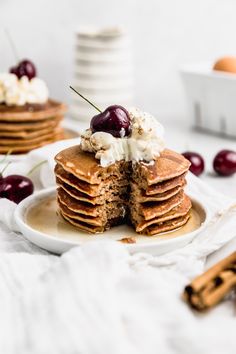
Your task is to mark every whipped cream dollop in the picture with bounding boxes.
[0,73,49,106]
[80,107,165,167]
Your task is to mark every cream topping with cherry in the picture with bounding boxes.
[0,73,49,106]
[0,59,48,106]
[80,106,165,167]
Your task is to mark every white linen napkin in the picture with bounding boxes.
[0,242,235,354]
[0,140,236,353]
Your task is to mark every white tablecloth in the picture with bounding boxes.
[0,119,236,354]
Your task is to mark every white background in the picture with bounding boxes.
[1,0,236,120]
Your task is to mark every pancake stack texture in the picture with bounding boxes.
[55,146,192,235]
[0,99,67,154]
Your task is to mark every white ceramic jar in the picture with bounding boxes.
[70,26,134,122]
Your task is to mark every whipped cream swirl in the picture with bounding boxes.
[0,73,49,106]
[80,107,165,167]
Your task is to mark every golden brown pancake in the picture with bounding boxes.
[0,128,63,145]
[139,190,184,221]
[60,213,104,233]
[58,188,102,217]
[0,134,63,154]
[144,173,187,195]
[58,200,104,226]
[0,99,67,153]
[0,99,67,121]
[131,181,186,203]
[55,146,129,184]
[134,150,191,185]
[135,195,191,232]
[145,213,191,236]
[55,163,101,196]
[0,125,61,139]
[0,116,62,132]
[56,177,127,205]
[55,145,192,236]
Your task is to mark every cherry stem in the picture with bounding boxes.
[0,149,12,165]
[69,86,102,113]
[0,161,11,177]
[4,29,19,62]
[27,160,47,177]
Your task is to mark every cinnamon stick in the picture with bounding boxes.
[183,252,236,311]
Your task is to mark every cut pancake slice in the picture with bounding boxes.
[144,213,191,236]
[61,213,105,233]
[133,149,191,185]
[55,163,101,196]
[58,187,102,217]
[58,186,127,218]
[56,177,128,205]
[144,173,187,195]
[55,145,130,184]
[131,182,186,203]
[135,195,191,232]
[138,190,184,221]
[56,178,103,205]
[58,200,104,226]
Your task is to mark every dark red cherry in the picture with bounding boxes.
[90,105,131,138]
[213,150,236,176]
[0,175,34,204]
[17,59,36,79]
[9,59,36,80]
[10,66,19,76]
[182,151,205,176]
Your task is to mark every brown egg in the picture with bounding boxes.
[213,56,236,73]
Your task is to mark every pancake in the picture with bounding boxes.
[61,213,104,233]
[58,187,102,217]
[55,146,130,184]
[145,213,191,236]
[131,182,186,203]
[133,150,191,185]
[0,128,63,145]
[143,173,187,195]
[58,199,126,226]
[0,99,67,121]
[61,212,126,233]
[139,190,184,221]
[56,177,128,205]
[55,145,192,236]
[0,126,60,139]
[0,133,63,154]
[55,164,129,197]
[58,200,104,226]
[0,116,63,131]
[135,195,191,232]
[55,163,100,196]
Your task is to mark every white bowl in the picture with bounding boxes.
[181,62,236,138]
[15,188,209,256]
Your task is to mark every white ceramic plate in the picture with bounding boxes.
[14,188,209,255]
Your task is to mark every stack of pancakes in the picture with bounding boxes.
[55,146,192,235]
[55,146,130,233]
[0,99,67,154]
[130,149,191,235]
